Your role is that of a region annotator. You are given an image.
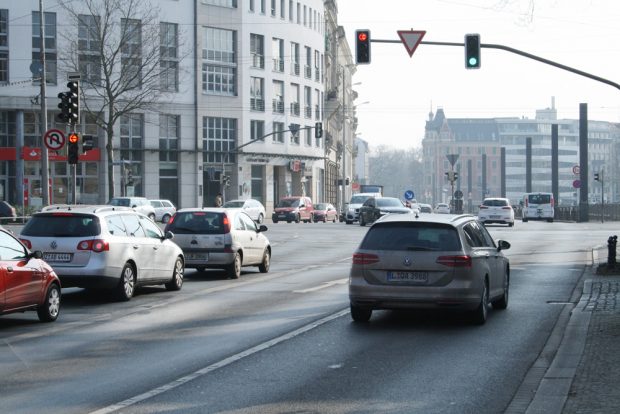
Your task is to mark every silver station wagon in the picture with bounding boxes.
[19,205,184,301]
[165,208,271,279]
[348,213,511,324]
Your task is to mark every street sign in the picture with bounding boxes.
[454,190,463,199]
[404,190,415,200]
[43,129,66,151]
[573,179,581,189]
[572,165,580,175]
[397,30,426,57]
[446,153,459,166]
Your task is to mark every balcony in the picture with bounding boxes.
[315,69,320,82]
[304,106,312,119]
[304,65,311,79]
[251,98,265,112]
[273,58,284,72]
[272,99,284,113]
[291,62,300,76]
[290,102,300,116]
[252,53,264,69]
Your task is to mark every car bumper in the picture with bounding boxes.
[184,251,235,268]
[272,212,297,221]
[53,263,124,289]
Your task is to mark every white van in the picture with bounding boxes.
[522,192,554,222]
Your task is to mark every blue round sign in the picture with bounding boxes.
[404,190,415,200]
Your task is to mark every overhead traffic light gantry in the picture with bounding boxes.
[465,33,481,69]
[355,30,371,64]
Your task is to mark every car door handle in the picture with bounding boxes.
[6,266,13,272]
[133,245,139,249]
[153,246,159,250]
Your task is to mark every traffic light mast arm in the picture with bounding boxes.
[371,38,620,91]
[233,125,316,152]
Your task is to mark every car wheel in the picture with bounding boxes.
[227,252,241,279]
[471,280,489,325]
[547,218,554,223]
[272,219,278,224]
[37,283,61,322]
[162,214,171,224]
[522,218,528,222]
[508,222,514,227]
[295,214,300,223]
[492,273,509,310]
[257,213,264,224]
[165,257,184,291]
[259,249,270,273]
[350,304,372,323]
[359,216,365,226]
[345,220,352,225]
[148,213,156,221]
[115,263,136,301]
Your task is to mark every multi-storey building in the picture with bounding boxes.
[422,102,619,208]
[1,0,345,213]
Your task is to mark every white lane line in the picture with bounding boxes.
[293,278,349,293]
[88,308,350,414]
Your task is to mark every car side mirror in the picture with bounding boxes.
[29,250,43,260]
[497,240,510,251]
[258,224,268,233]
[164,230,174,240]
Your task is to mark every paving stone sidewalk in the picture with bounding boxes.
[562,273,620,414]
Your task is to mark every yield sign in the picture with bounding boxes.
[397,30,426,57]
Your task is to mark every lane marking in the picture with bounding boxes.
[293,278,349,293]
[88,308,349,414]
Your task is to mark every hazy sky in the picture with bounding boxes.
[337,0,620,150]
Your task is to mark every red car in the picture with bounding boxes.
[312,203,338,223]
[0,227,61,322]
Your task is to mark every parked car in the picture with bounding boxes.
[478,197,515,227]
[435,203,450,214]
[108,197,156,221]
[223,199,266,224]
[345,193,382,224]
[19,205,184,301]
[0,227,61,322]
[272,196,314,223]
[419,203,433,213]
[0,201,17,222]
[349,213,511,324]
[358,196,412,226]
[522,192,554,222]
[149,199,176,223]
[165,208,270,279]
[312,203,338,223]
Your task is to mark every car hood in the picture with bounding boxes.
[379,207,412,214]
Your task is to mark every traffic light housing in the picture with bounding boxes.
[67,81,79,125]
[594,173,600,181]
[314,122,323,138]
[454,171,459,181]
[67,132,79,164]
[355,30,371,64]
[82,135,94,152]
[465,34,481,69]
[56,92,71,123]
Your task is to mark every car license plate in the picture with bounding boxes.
[490,215,500,219]
[187,253,208,261]
[387,271,429,283]
[43,252,73,262]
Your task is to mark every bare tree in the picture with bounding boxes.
[58,0,179,199]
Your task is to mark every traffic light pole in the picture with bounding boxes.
[38,0,50,206]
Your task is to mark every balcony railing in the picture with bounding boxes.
[251,98,265,112]
[304,65,311,79]
[304,106,312,118]
[252,53,264,69]
[315,69,320,82]
[272,99,284,113]
[315,105,320,119]
[290,102,300,116]
[273,58,284,72]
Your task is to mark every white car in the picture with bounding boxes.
[150,199,177,223]
[522,192,554,223]
[108,197,156,221]
[435,203,450,214]
[223,199,266,223]
[478,197,515,227]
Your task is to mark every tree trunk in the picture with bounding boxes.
[106,126,115,200]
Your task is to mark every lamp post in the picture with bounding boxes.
[340,67,361,217]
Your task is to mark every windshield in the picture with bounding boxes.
[277,199,300,208]
[483,199,509,207]
[108,198,130,207]
[377,198,403,207]
[166,211,225,234]
[22,214,100,237]
[528,194,551,204]
[314,203,328,210]
[224,201,244,208]
[350,195,370,204]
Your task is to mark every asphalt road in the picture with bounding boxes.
[0,219,611,413]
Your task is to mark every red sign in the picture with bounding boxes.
[21,146,101,162]
[573,179,581,189]
[43,129,66,151]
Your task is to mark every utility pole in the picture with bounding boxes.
[341,66,347,219]
[39,0,50,206]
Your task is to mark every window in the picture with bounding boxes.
[260,0,265,14]
[250,77,264,111]
[314,89,320,119]
[288,123,299,144]
[288,0,293,21]
[296,2,300,24]
[32,12,57,85]
[249,0,254,11]
[250,34,264,68]
[272,38,284,72]
[120,114,144,195]
[160,22,179,91]
[314,50,320,81]
[290,83,300,116]
[305,128,311,146]
[202,27,236,95]
[78,14,102,85]
[290,42,300,75]
[0,9,7,83]
[271,0,276,16]
[159,114,178,162]
[272,80,284,113]
[121,18,142,89]
[272,122,284,143]
[250,120,264,141]
[203,117,237,164]
[303,5,307,26]
[203,0,237,7]
[304,86,311,118]
[280,0,285,18]
[304,46,311,78]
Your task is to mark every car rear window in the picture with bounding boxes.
[360,222,461,251]
[109,198,130,207]
[224,201,244,208]
[528,194,551,204]
[277,199,299,207]
[483,199,508,207]
[167,211,225,234]
[21,214,100,237]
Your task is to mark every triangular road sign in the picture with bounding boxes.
[397,30,426,57]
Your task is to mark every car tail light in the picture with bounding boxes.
[525,198,529,207]
[436,255,472,267]
[223,244,234,253]
[502,206,512,210]
[550,197,555,207]
[77,239,110,252]
[222,214,231,233]
[20,239,32,249]
[167,214,176,225]
[352,253,380,265]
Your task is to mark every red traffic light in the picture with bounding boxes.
[68,133,79,144]
[355,29,371,64]
[358,32,367,42]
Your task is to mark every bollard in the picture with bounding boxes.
[607,235,617,268]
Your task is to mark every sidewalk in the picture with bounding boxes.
[525,262,620,413]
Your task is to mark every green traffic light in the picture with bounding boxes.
[468,57,478,67]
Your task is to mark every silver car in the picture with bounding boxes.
[19,205,184,301]
[165,208,270,279]
[108,197,156,221]
[349,213,510,324]
[149,199,177,223]
[223,199,266,224]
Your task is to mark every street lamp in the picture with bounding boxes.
[340,72,362,216]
